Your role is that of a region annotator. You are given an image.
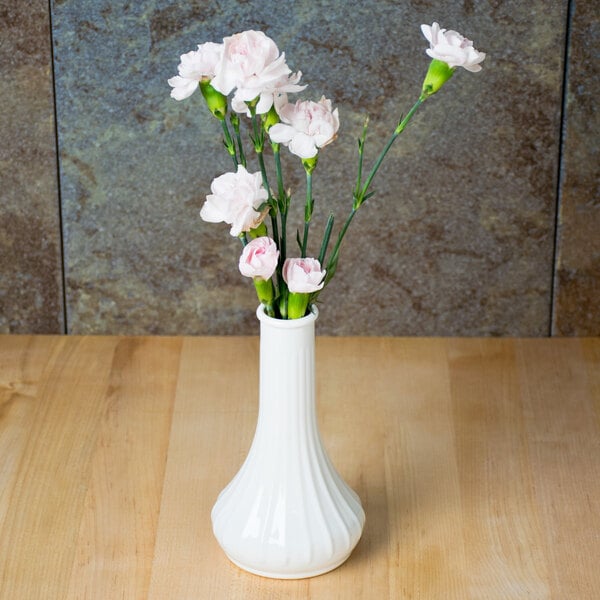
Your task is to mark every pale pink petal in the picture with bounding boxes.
[168,76,199,100]
[421,22,485,71]
[289,133,318,159]
[268,123,296,144]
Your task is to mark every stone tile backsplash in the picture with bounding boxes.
[1,0,598,336]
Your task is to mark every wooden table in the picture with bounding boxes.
[1,335,599,599]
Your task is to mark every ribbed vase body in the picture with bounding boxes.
[211,306,365,578]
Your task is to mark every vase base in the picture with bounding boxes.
[224,551,354,580]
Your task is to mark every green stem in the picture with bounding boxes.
[273,145,288,265]
[248,108,281,264]
[311,208,355,305]
[250,111,276,218]
[318,94,425,296]
[317,213,335,266]
[301,169,313,257]
[221,120,238,168]
[354,117,369,203]
[230,115,246,168]
[269,208,279,258]
[250,111,270,189]
[357,96,424,208]
[327,208,356,274]
[273,145,286,209]
[396,95,425,134]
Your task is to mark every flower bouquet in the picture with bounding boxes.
[169,23,485,321]
[169,23,485,579]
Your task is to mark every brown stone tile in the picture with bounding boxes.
[552,2,600,336]
[0,2,63,333]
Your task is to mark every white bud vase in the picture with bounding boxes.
[211,305,365,579]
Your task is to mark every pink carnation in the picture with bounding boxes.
[239,237,279,280]
[269,96,339,159]
[421,22,485,72]
[211,30,305,115]
[200,165,268,237]
[283,258,326,293]
[168,42,223,100]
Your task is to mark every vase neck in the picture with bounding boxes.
[257,310,317,432]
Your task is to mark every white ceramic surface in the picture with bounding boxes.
[211,305,365,579]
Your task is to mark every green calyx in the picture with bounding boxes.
[262,104,280,131]
[254,277,276,317]
[287,292,310,319]
[302,155,318,174]
[200,80,227,120]
[254,277,274,304]
[247,221,268,239]
[421,59,455,99]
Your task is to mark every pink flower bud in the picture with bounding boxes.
[282,258,326,293]
[239,237,279,280]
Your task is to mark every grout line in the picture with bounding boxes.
[47,0,69,335]
[549,0,575,337]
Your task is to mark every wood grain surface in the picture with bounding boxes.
[0,335,598,599]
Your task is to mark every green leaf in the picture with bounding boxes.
[318,213,335,265]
